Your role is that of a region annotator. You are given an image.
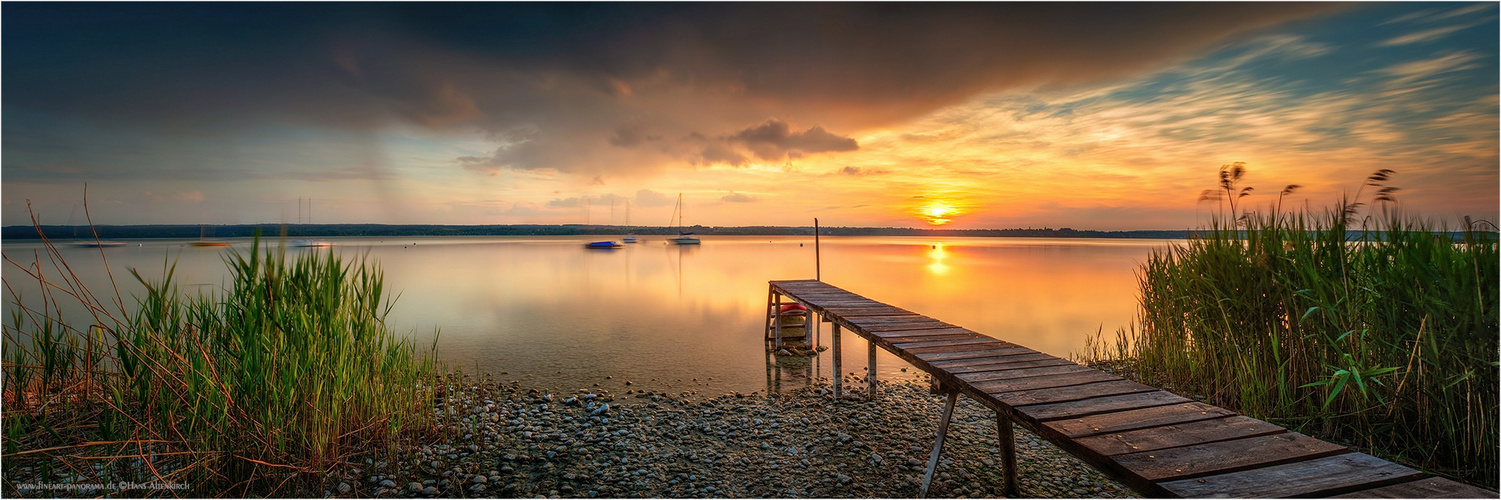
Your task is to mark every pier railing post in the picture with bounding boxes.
[998,411,1019,496]
[831,323,842,398]
[867,340,878,399]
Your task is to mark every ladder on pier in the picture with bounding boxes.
[764,285,812,350]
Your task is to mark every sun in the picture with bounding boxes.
[921,201,956,225]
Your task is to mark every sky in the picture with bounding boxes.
[3,3,1497,230]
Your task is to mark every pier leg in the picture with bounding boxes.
[773,293,783,350]
[998,411,1019,496]
[920,391,960,499]
[763,285,775,343]
[765,349,774,395]
[831,323,842,398]
[867,341,878,399]
[803,306,812,348]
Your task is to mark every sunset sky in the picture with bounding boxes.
[4,3,1497,230]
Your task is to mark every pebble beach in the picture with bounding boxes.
[328,375,1136,499]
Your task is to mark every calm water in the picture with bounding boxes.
[1,235,1169,395]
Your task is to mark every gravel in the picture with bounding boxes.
[325,376,1137,498]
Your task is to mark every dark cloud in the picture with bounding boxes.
[3,3,1346,179]
[730,120,858,161]
[839,166,887,176]
[608,121,661,148]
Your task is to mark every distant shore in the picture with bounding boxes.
[4,223,1193,241]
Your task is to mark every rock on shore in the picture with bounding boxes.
[333,377,1136,498]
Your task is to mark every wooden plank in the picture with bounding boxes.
[891,337,1004,349]
[904,341,1016,354]
[1160,452,1423,498]
[943,357,1076,374]
[875,328,980,341]
[1073,415,1285,456]
[855,321,958,333]
[914,347,1034,362]
[846,317,953,329]
[1013,391,1192,422]
[879,333,985,345]
[967,370,1121,395]
[1043,402,1237,439]
[1331,477,1499,498]
[1109,431,1347,482]
[824,308,919,317]
[927,351,1052,369]
[997,379,1156,407]
[957,363,1096,383]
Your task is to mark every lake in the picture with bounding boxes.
[1,235,1170,396]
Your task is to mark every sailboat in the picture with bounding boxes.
[191,224,231,247]
[623,199,639,243]
[668,193,700,245]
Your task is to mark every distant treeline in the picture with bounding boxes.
[4,223,1197,240]
[5,224,1491,241]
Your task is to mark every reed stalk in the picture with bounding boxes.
[1082,166,1498,488]
[3,210,441,496]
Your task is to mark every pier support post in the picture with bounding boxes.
[831,323,842,398]
[773,293,784,350]
[763,285,775,343]
[920,391,960,499]
[803,305,813,348]
[867,341,878,399]
[998,411,1019,496]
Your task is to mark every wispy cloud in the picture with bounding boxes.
[1380,22,1483,46]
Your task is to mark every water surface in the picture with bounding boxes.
[2,235,1167,396]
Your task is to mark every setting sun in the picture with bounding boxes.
[920,201,957,225]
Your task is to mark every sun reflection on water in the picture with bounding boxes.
[927,242,949,275]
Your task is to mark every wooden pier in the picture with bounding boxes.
[766,279,1495,499]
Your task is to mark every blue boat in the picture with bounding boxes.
[585,241,622,249]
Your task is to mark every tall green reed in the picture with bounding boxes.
[1082,165,1498,487]
[4,219,440,496]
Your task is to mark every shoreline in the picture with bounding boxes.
[327,376,1134,499]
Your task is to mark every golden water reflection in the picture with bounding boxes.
[2,235,1168,396]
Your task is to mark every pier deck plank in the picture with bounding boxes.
[767,280,1495,498]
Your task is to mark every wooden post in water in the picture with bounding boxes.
[773,293,784,350]
[763,285,775,342]
[867,341,878,399]
[998,411,1019,496]
[831,323,842,398]
[814,218,821,281]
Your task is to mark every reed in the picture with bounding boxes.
[3,218,441,496]
[1082,166,1498,488]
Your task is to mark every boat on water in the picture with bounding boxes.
[668,193,701,245]
[623,236,639,244]
[192,225,231,246]
[290,239,332,248]
[72,240,127,248]
[777,303,808,325]
[585,241,622,249]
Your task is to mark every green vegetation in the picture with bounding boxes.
[1083,165,1498,488]
[3,234,440,496]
